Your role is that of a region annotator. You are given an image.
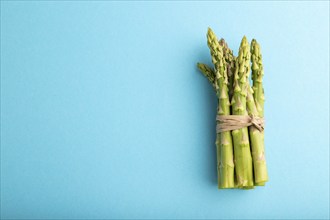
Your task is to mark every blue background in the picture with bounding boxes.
[1,1,329,219]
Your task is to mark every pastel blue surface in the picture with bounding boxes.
[1,1,329,219]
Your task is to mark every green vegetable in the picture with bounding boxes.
[251,39,265,116]
[219,38,236,101]
[250,39,268,184]
[246,86,267,185]
[231,36,254,188]
[206,28,235,188]
[197,63,216,91]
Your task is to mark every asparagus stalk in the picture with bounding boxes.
[250,39,268,184]
[219,39,236,101]
[251,39,265,116]
[231,36,254,188]
[197,63,216,91]
[207,28,235,188]
[246,87,268,185]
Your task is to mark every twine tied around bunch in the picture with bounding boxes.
[216,115,265,133]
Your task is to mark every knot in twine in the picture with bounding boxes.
[216,115,265,133]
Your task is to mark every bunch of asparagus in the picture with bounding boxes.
[197,28,268,189]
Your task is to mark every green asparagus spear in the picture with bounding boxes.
[246,86,268,185]
[231,36,254,188]
[251,39,265,116]
[197,63,216,91]
[206,28,235,188]
[250,39,268,184]
[219,38,236,101]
